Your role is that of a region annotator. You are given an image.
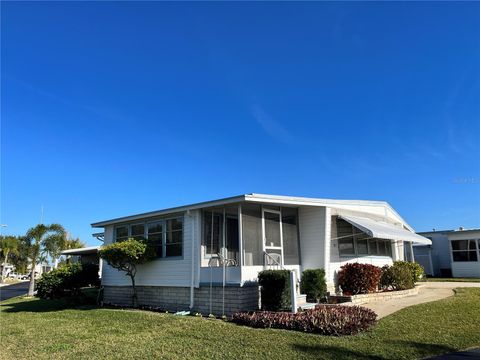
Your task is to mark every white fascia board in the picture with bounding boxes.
[91,195,246,228]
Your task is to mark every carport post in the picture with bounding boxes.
[409,241,415,262]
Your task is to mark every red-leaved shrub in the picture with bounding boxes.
[231,305,377,336]
[337,263,382,295]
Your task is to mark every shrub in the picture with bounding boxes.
[258,270,291,311]
[380,264,414,291]
[232,305,377,336]
[337,263,382,295]
[36,263,99,299]
[300,269,327,302]
[394,261,424,283]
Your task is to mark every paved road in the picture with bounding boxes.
[0,281,30,301]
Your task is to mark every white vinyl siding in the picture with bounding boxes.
[298,206,328,271]
[101,210,201,288]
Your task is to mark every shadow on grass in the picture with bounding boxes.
[292,340,456,359]
[385,340,457,358]
[1,295,99,313]
[293,343,386,360]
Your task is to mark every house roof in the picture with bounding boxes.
[91,193,409,228]
[61,246,100,256]
[418,228,480,235]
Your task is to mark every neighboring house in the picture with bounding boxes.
[0,263,15,277]
[60,246,102,277]
[415,228,480,278]
[91,193,431,315]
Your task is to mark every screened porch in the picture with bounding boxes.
[199,202,301,284]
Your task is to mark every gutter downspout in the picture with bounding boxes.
[188,210,195,310]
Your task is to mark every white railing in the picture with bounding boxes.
[208,253,237,267]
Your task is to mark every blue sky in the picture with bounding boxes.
[1,2,479,246]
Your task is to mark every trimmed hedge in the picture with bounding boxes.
[231,305,377,336]
[300,269,327,302]
[258,270,291,311]
[337,263,382,295]
[36,263,100,299]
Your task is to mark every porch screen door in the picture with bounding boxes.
[262,209,284,266]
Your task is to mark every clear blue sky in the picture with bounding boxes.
[2,2,479,246]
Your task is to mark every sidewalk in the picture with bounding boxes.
[359,282,480,319]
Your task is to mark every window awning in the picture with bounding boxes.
[339,215,432,245]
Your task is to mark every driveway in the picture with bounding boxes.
[0,281,29,301]
[360,281,480,319]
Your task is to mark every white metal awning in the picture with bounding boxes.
[339,215,432,245]
[61,246,100,256]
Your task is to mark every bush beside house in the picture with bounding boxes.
[300,269,327,302]
[231,305,377,336]
[380,264,413,290]
[258,270,291,311]
[337,263,382,295]
[36,263,99,299]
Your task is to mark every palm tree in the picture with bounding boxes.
[0,236,19,283]
[64,237,85,250]
[25,224,65,296]
[42,233,66,269]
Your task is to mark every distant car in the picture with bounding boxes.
[18,274,29,280]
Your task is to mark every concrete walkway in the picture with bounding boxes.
[360,282,480,319]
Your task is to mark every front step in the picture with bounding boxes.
[296,294,307,305]
[296,294,317,310]
[299,302,317,310]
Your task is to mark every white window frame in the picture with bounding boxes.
[114,216,184,259]
[450,239,479,263]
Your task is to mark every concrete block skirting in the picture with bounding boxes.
[103,285,260,316]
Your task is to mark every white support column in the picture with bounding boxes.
[238,204,243,284]
[290,271,297,314]
[409,241,415,262]
[323,207,331,284]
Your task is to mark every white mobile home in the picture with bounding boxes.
[92,194,431,315]
[415,228,480,278]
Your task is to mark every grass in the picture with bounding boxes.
[1,288,480,360]
[426,277,480,283]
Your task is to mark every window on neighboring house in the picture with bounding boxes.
[115,226,129,242]
[451,240,478,262]
[166,218,183,257]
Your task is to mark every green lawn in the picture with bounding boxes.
[1,288,480,360]
[426,277,480,283]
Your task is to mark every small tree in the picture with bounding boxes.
[99,239,153,307]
